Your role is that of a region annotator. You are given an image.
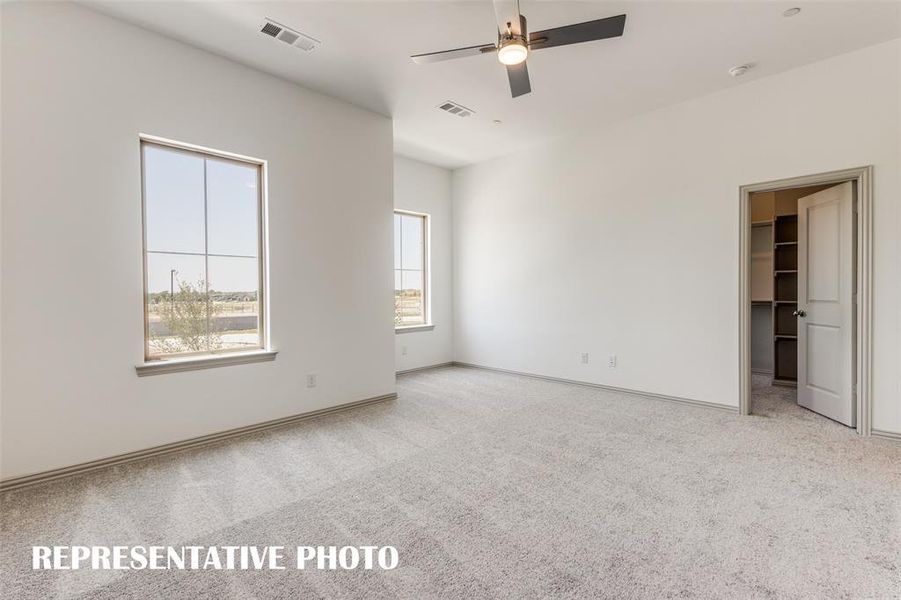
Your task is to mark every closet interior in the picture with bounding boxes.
[749,184,835,386]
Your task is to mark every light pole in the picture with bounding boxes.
[170,269,177,302]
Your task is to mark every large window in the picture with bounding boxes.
[394,210,429,328]
[141,139,266,360]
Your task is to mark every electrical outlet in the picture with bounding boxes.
[581,353,589,364]
[306,374,317,388]
[608,355,617,368]
[401,345,408,356]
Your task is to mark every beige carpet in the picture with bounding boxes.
[1,367,899,599]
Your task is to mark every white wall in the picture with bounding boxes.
[0,3,395,479]
[394,156,454,372]
[453,40,901,433]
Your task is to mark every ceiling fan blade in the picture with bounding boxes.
[411,43,496,64]
[529,14,626,51]
[506,61,531,98]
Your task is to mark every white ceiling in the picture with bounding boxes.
[85,1,900,168]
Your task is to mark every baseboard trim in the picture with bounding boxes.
[871,429,901,442]
[396,362,455,376]
[0,392,397,492]
[751,368,774,375]
[452,362,738,413]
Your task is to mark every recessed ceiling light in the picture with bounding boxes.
[493,119,502,125]
[783,7,801,17]
[728,64,752,77]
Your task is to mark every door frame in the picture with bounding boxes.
[738,166,873,435]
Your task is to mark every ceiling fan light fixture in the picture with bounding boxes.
[409,12,627,98]
[498,39,528,65]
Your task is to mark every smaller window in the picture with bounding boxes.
[394,211,429,328]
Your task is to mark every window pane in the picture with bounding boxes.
[142,141,265,359]
[394,213,402,270]
[401,214,423,270]
[399,270,424,325]
[207,158,259,257]
[144,145,205,253]
[393,212,428,328]
[146,253,206,294]
[145,253,208,357]
[207,256,260,352]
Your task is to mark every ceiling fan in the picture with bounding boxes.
[410,0,627,98]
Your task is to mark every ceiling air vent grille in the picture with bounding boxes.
[261,22,282,38]
[437,101,474,118]
[260,18,321,52]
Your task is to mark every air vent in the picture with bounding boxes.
[437,101,475,118]
[261,22,282,38]
[260,18,321,52]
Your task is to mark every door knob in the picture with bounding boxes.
[793,309,806,317]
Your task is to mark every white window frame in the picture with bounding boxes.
[136,134,275,375]
[394,209,433,333]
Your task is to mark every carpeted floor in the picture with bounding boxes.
[1,367,899,599]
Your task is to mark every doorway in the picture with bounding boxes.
[738,167,873,434]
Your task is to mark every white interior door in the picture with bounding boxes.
[797,182,855,426]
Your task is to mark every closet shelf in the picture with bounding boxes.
[751,195,799,385]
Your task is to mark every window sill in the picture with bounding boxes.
[395,324,435,334]
[135,350,278,377]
